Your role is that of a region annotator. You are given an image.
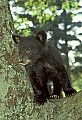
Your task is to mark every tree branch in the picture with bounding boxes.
[29,90,82,120]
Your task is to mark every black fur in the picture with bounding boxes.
[12,30,77,105]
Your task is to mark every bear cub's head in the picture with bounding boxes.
[12,31,47,65]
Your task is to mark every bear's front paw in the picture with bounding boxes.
[65,88,77,97]
[34,95,47,105]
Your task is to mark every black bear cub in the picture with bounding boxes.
[12,30,77,105]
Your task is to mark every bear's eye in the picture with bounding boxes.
[26,50,32,54]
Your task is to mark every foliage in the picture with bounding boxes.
[11,0,78,31]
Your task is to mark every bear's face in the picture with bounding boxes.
[12,34,46,65]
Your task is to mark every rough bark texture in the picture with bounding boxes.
[0,0,82,120]
[27,90,82,120]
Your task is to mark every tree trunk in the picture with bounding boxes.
[0,0,81,120]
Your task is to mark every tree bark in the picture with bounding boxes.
[0,0,81,120]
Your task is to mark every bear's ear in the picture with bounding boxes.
[36,30,47,44]
[12,34,22,44]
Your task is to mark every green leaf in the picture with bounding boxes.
[51,16,55,21]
